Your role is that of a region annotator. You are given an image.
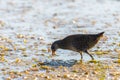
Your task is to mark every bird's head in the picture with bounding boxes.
[51,40,61,56]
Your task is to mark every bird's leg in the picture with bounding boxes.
[84,50,94,60]
[79,51,83,61]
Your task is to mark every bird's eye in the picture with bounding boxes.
[51,46,54,49]
[51,45,55,50]
[51,43,58,51]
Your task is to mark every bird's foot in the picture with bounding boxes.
[92,58,94,60]
[76,59,83,64]
[80,59,83,63]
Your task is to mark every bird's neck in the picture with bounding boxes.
[58,40,68,49]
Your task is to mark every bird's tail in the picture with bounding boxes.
[97,32,104,37]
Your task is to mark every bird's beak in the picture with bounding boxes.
[52,50,56,56]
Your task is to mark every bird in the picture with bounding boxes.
[51,32,104,60]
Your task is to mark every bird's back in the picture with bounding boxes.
[62,32,104,52]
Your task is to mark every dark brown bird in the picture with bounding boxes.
[51,32,104,60]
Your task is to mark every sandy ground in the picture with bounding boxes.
[0,0,120,80]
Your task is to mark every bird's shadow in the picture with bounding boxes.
[38,59,78,67]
